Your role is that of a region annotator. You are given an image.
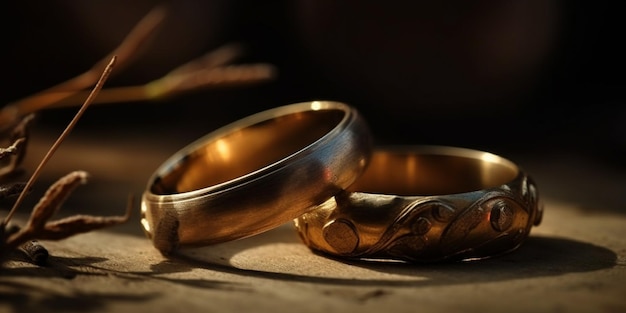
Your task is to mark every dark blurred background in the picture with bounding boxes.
[1,0,624,166]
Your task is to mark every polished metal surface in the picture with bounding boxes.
[141,101,372,254]
[295,146,543,262]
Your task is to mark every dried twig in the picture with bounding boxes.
[0,4,167,129]
[1,56,131,264]
[2,56,116,227]
[0,4,277,130]
[0,114,35,178]
[15,44,277,108]
[0,138,26,176]
[0,2,278,264]
[5,171,133,249]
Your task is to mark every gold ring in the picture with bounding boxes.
[141,101,372,254]
[294,146,543,262]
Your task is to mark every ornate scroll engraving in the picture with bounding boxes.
[295,169,543,263]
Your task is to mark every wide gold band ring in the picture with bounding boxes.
[141,101,372,254]
[294,146,544,262]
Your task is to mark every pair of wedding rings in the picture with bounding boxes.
[140,101,543,262]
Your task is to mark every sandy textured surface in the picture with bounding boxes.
[1,130,625,313]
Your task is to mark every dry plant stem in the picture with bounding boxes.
[39,44,277,108]
[4,171,133,249]
[37,198,132,240]
[1,56,117,227]
[0,138,26,179]
[167,43,245,76]
[0,5,167,128]
[148,63,277,97]
[24,171,90,232]
[48,63,277,107]
[0,138,25,163]
[0,114,33,173]
[6,114,35,171]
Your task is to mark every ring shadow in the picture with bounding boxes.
[332,236,618,286]
[171,227,618,287]
[0,231,617,312]
[0,253,250,313]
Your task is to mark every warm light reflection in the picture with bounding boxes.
[311,101,322,111]
[478,152,501,164]
[406,154,418,180]
[214,138,231,162]
[359,156,367,168]
[479,152,500,187]
[140,202,151,233]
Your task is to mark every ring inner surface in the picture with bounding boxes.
[151,109,345,195]
[347,150,519,196]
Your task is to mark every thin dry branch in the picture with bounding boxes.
[1,56,117,227]
[1,56,132,262]
[24,171,89,232]
[13,43,277,109]
[4,172,133,249]
[49,63,277,107]
[0,4,167,128]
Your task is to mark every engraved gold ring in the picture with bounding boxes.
[141,101,372,254]
[294,146,543,262]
